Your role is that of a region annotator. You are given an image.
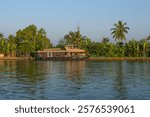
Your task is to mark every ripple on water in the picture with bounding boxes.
[0,61,150,99]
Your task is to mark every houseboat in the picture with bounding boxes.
[36,45,88,61]
[0,53,4,58]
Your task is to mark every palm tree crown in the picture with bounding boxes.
[111,21,129,42]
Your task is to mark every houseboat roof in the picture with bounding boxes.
[38,45,86,53]
[67,49,85,53]
[38,49,85,53]
[43,48,61,51]
[38,49,67,53]
[38,47,86,53]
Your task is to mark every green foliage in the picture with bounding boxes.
[15,25,52,57]
[55,38,66,49]
[111,21,129,43]
[0,25,52,57]
[102,37,110,43]
[57,29,93,53]
[125,39,139,57]
[63,29,84,48]
[55,27,150,57]
[0,38,6,54]
[1,23,150,58]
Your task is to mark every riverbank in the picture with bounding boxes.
[0,57,33,60]
[88,57,150,61]
[1,57,150,61]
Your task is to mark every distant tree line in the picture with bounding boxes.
[1,21,150,57]
[57,21,150,57]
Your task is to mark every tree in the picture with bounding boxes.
[102,37,109,43]
[64,28,83,48]
[0,33,4,39]
[0,33,3,53]
[125,39,139,57]
[139,39,149,57]
[36,28,52,51]
[56,38,66,49]
[0,33,14,57]
[111,21,129,43]
[7,35,17,57]
[15,25,37,57]
[15,24,52,57]
[146,35,150,41]
[0,33,7,55]
[0,38,9,56]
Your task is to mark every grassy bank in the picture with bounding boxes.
[1,57,150,61]
[88,57,150,61]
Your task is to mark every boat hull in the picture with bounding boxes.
[36,56,88,61]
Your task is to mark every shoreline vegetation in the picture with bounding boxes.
[1,21,150,59]
[88,57,150,61]
[1,57,150,61]
[0,57,33,60]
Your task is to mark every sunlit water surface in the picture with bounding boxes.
[0,60,150,99]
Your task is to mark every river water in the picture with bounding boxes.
[0,60,150,99]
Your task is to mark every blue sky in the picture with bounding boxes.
[0,0,150,44]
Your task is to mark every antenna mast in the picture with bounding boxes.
[77,22,80,31]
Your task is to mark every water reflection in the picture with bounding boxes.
[0,60,52,99]
[63,61,85,99]
[66,61,85,80]
[0,60,150,99]
[113,62,127,99]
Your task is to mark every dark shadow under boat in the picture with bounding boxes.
[36,56,89,61]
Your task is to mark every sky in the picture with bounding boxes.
[0,0,150,45]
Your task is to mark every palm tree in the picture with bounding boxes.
[64,29,82,48]
[8,35,17,57]
[0,38,8,55]
[126,39,138,57]
[102,37,109,43]
[111,21,129,43]
[139,39,149,57]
